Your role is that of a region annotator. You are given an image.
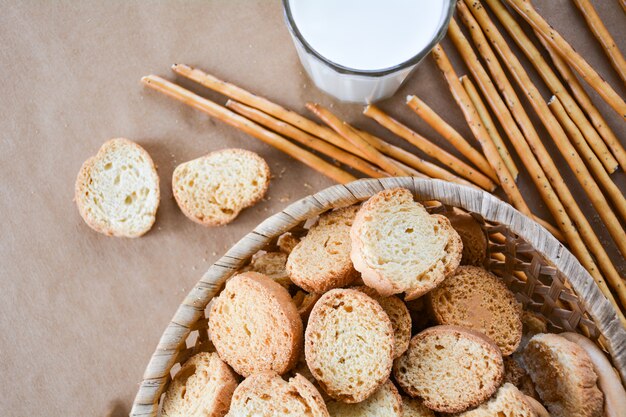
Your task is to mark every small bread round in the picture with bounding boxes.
[403,396,435,417]
[172,148,269,226]
[226,371,329,417]
[560,332,626,417]
[208,272,302,377]
[523,333,604,417]
[444,208,487,266]
[287,206,360,293]
[355,286,412,358]
[75,138,160,237]
[246,251,291,288]
[393,325,504,413]
[305,289,394,403]
[350,188,462,300]
[428,266,522,355]
[326,380,402,417]
[161,352,238,417]
[450,383,537,417]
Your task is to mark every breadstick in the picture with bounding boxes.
[548,96,626,224]
[460,76,519,180]
[141,75,356,184]
[537,35,626,172]
[560,332,626,417]
[450,7,626,319]
[405,95,498,181]
[504,0,626,119]
[431,42,530,214]
[462,0,626,263]
[572,0,626,85]
[225,100,387,179]
[484,0,619,174]
[363,104,498,191]
[171,64,477,186]
[306,103,408,176]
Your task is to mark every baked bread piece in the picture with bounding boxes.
[326,380,402,417]
[208,272,302,377]
[305,289,394,403]
[75,138,160,237]
[523,333,603,417]
[226,371,329,417]
[355,286,412,358]
[287,206,360,293]
[450,383,538,417]
[292,291,322,324]
[503,356,537,399]
[172,148,269,226]
[277,232,301,254]
[428,266,523,355]
[350,188,462,300]
[444,208,487,266]
[403,397,435,417]
[245,251,291,288]
[161,352,238,417]
[393,325,504,413]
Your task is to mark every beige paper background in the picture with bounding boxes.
[0,1,624,416]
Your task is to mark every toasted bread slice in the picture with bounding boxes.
[161,352,238,417]
[451,383,538,416]
[172,148,269,226]
[523,333,603,417]
[428,266,522,355]
[305,289,394,403]
[208,272,302,377]
[277,232,301,254]
[355,286,412,358]
[350,188,462,300]
[326,380,402,416]
[245,251,291,288]
[393,325,504,413]
[444,208,487,266]
[503,356,537,399]
[75,138,159,237]
[292,291,322,324]
[226,371,329,417]
[287,206,360,293]
[403,396,435,417]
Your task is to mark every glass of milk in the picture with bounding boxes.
[283,0,455,103]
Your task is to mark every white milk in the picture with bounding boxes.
[283,0,453,103]
[289,0,446,71]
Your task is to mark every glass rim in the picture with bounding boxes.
[282,0,457,77]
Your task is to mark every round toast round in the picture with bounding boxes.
[393,325,504,413]
[208,272,303,377]
[403,396,435,417]
[450,383,538,416]
[75,138,160,237]
[428,266,523,355]
[350,188,462,300]
[326,380,402,417]
[172,148,269,226]
[305,288,394,403]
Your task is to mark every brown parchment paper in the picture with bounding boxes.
[0,1,624,416]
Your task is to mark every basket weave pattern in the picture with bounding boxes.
[130,177,626,417]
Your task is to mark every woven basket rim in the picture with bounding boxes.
[130,177,626,417]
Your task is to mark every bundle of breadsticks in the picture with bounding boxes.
[141,0,625,319]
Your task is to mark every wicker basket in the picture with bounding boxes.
[130,177,626,416]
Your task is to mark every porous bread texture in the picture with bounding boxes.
[350,188,462,300]
[162,352,238,417]
[428,266,523,355]
[305,289,394,403]
[290,351,332,403]
[355,286,412,358]
[172,148,269,226]
[292,291,322,324]
[444,208,487,266]
[277,232,301,254]
[450,383,538,417]
[245,251,291,288]
[287,206,360,293]
[75,138,159,237]
[403,396,435,417]
[208,272,302,377]
[503,356,537,399]
[523,333,603,417]
[326,380,402,417]
[226,371,329,417]
[393,325,504,413]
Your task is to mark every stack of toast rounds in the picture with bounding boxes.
[161,188,624,417]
